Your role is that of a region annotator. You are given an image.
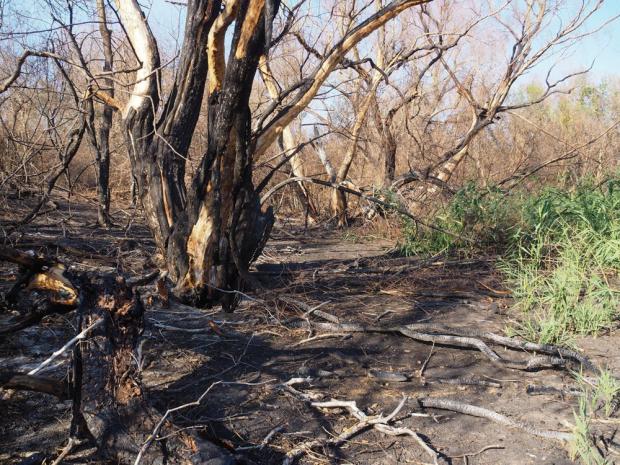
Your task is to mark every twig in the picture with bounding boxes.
[135,377,275,465]
[279,297,339,324]
[28,319,102,375]
[375,309,396,321]
[292,332,350,346]
[374,424,443,465]
[236,425,285,451]
[289,320,593,372]
[419,342,435,377]
[429,377,502,389]
[450,444,504,464]
[283,394,445,465]
[279,377,323,403]
[134,381,223,465]
[50,438,85,465]
[150,322,221,334]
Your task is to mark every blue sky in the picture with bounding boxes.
[143,0,620,81]
[559,0,620,79]
[4,0,620,81]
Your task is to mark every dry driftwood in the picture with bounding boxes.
[280,378,446,465]
[419,397,573,441]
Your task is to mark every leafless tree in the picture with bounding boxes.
[393,0,612,204]
[102,0,431,311]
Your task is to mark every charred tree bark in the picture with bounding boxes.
[118,0,276,310]
[166,1,275,309]
[116,0,429,310]
[0,247,230,464]
[74,273,204,464]
[0,371,69,399]
[121,0,219,258]
[95,0,114,227]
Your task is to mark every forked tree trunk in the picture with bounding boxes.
[116,0,429,310]
[166,103,274,310]
[119,0,274,310]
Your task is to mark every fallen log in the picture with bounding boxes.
[0,370,69,399]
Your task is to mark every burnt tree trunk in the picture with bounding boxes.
[120,0,275,311]
[117,0,428,310]
[95,0,114,227]
[77,274,150,460]
[75,274,226,464]
[331,189,348,227]
[372,97,399,187]
[0,250,233,464]
[166,4,275,309]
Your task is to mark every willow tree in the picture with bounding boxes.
[108,0,431,310]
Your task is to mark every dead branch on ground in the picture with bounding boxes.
[280,381,446,465]
[288,319,595,372]
[419,397,572,441]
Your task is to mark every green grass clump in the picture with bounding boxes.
[573,369,620,418]
[396,178,620,345]
[505,181,620,345]
[397,183,521,256]
[570,396,610,465]
[569,370,620,465]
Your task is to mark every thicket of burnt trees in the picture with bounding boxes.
[0,1,429,462]
[109,0,431,310]
[1,2,431,463]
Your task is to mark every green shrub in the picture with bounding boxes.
[397,183,521,256]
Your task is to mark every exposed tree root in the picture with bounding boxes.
[290,319,596,372]
[419,397,573,441]
[0,370,69,399]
